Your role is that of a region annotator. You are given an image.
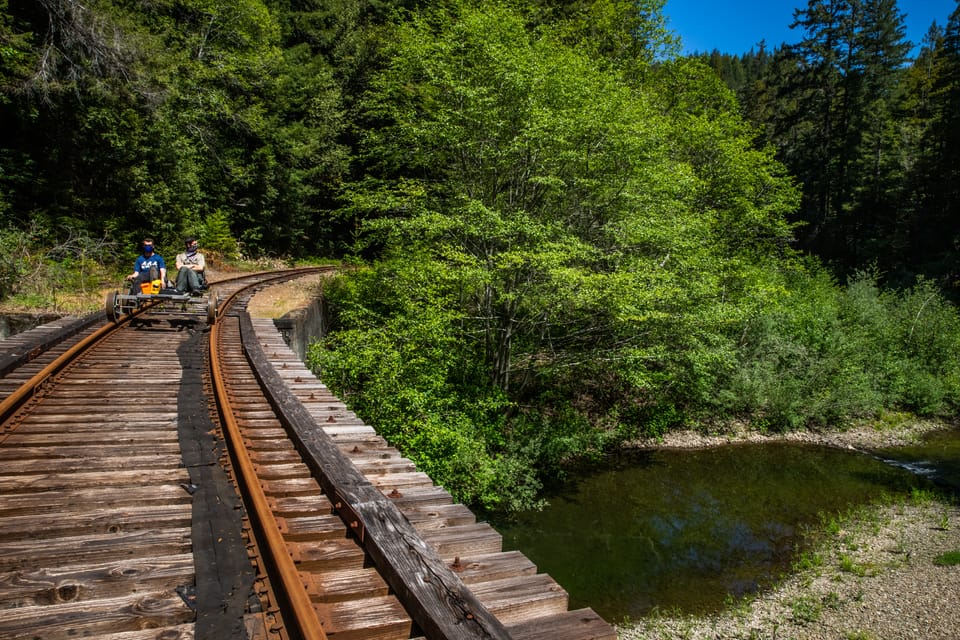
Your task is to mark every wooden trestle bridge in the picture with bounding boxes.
[0,268,617,640]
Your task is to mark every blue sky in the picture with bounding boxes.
[665,0,958,56]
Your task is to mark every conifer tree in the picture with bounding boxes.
[758,0,911,274]
[909,3,960,288]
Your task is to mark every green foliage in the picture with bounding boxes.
[837,553,871,577]
[933,550,960,566]
[789,594,823,624]
[200,209,240,259]
[713,270,960,430]
[793,549,824,572]
[307,251,639,511]
[352,0,800,407]
[723,0,960,294]
[909,487,938,506]
[0,222,117,309]
[307,261,544,512]
[529,0,679,72]
[631,402,685,440]
[0,0,348,258]
[0,0,34,101]
[0,225,30,299]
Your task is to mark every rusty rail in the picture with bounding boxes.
[210,312,329,640]
[0,314,131,430]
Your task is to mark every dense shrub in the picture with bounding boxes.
[714,271,960,430]
[309,257,960,511]
[306,262,545,512]
[0,224,117,310]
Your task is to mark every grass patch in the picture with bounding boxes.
[909,487,939,506]
[872,410,913,431]
[793,549,824,572]
[0,290,107,314]
[789,594,823,624]
[933,550,960,566]
[837,553,880,577]
[838,553,866,576]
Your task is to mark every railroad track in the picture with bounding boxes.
[0,269,616,640]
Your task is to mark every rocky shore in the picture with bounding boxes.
[616,420,960,640]
[625,416,951,452]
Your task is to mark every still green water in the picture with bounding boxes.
[490,440,939,621]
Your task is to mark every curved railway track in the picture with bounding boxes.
[0,269,616,640]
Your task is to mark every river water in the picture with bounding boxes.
[491,433,959,621]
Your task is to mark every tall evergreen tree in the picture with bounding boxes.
[781,0,852,260]
[843,0,910,267]
[908,3,960,291]
[0,0,350,257]
[897,23,944,282]
[757,0,911,275]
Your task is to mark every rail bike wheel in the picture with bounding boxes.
[105,291,120,323]
[207,293,220,325]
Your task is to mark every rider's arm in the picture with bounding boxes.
[127,257,143,280]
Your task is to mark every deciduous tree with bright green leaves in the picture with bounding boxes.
[313,0,803,509]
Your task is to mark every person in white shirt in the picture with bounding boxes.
[175,237,206,294]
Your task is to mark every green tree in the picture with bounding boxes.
[783,0,858,259]
[0,0,350,258]
[316,0,801,508]
[201,209,240,259]
[906,3,960,292]
[354,1,647,392]
[528,0,678,72]
[0,0,161,241]
[349,1,790,401]
[748,0,911,275]
[843,0,910,267]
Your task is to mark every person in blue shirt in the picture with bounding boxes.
[126,237,167,294]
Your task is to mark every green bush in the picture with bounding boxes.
[0,226,30,299]
[309,255,960,511]
[0,224,117,308]
[306,261,549,512]
[201,209,240,260]
[715,271,960,429]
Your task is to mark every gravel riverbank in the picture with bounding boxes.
[616,420,960,640]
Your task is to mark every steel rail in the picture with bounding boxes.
[209,281,329,640]
[0,301,151,430]
[0,267,321,425]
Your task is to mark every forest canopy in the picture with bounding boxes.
[2,0,959,511]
